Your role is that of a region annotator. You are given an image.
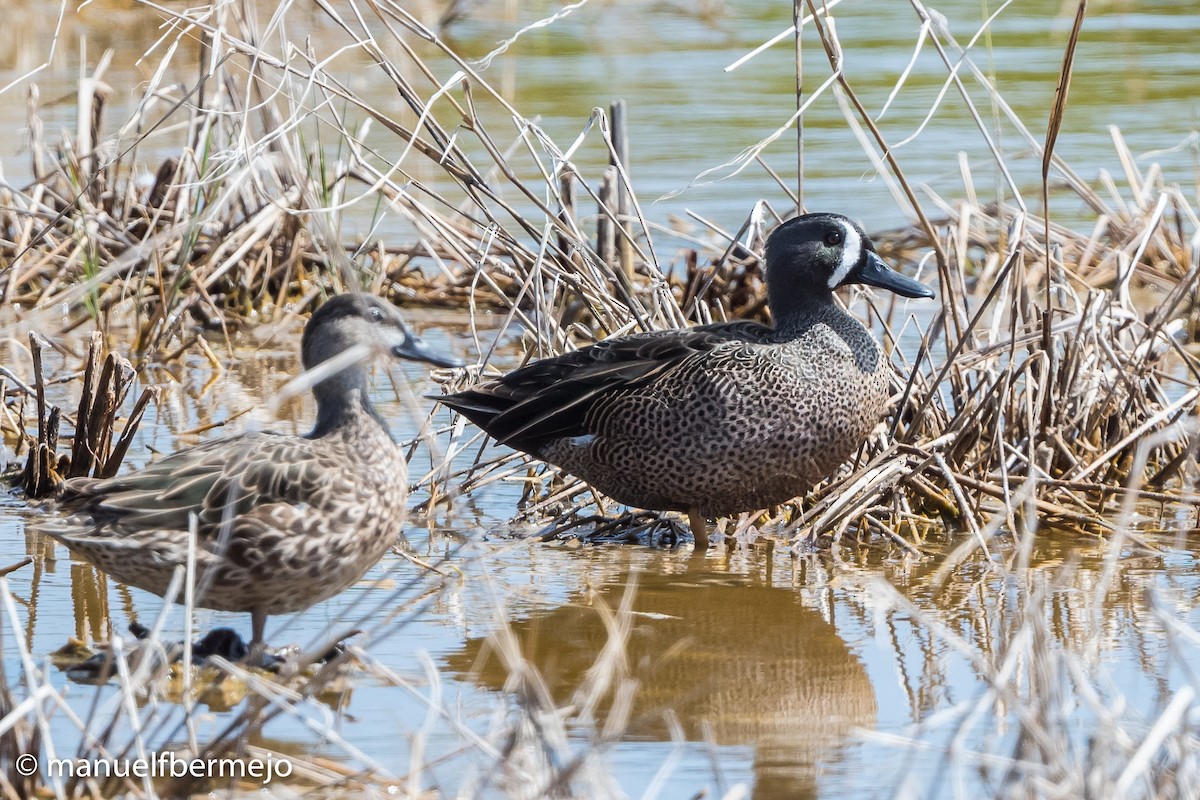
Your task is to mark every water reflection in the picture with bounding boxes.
[446,565,876,798]
[5,322,1200,795]
[7,479,1200,797]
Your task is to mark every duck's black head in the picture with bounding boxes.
[301,293,463,372]
[764,213,934,324]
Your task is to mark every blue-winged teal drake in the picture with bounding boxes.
[45,293,462,648]
[437,213,934,548]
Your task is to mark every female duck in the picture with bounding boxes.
[47,293,461,648]
[437,213,934,547]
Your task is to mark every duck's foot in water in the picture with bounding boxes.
[265,638,356,673]
[167,623,355,671]
[60,624,249,683]
[537,510,699,549]
[60,624,353,682]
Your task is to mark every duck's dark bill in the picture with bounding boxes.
[853,251,936,299]
[394,335,464,368]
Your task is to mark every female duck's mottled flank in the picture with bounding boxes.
[437,213,934,548]
[46,293,461,648]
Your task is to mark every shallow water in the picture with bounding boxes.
[3,1,1200,797]
[3,315,1200,798]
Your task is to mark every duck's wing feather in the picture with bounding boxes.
[439,321,774,449]
[57,432,330,534]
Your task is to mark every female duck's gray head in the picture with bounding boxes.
[764,213,934,323]
[301,293,462,436]
[301,293,461,371]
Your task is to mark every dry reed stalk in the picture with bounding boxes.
[0,532,657,799]
[387,2,1199,552]
[0,0,1191,545]
[0,4,1197,796]
[845,468,1200,799]
[15,332,154,496]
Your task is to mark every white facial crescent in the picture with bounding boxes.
[826,219,862,289]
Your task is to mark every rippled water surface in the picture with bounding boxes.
[3,1,1200,797]
[3,313,1200,798]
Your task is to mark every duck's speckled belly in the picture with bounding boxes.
[539,325,888,516]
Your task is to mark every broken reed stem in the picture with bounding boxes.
[20,332,62,497]
[1040,0,1088,458]
[609,99,635,285]
[17,334,152,496]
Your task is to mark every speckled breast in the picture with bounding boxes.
[222,434,410,616]
[540,313,889,516]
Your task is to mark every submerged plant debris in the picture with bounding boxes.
[1,1,1199,799]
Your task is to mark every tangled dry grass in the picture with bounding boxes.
[0,0,1195,542]
[1,0,1199,798]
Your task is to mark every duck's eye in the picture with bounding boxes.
[825,230,844,246]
